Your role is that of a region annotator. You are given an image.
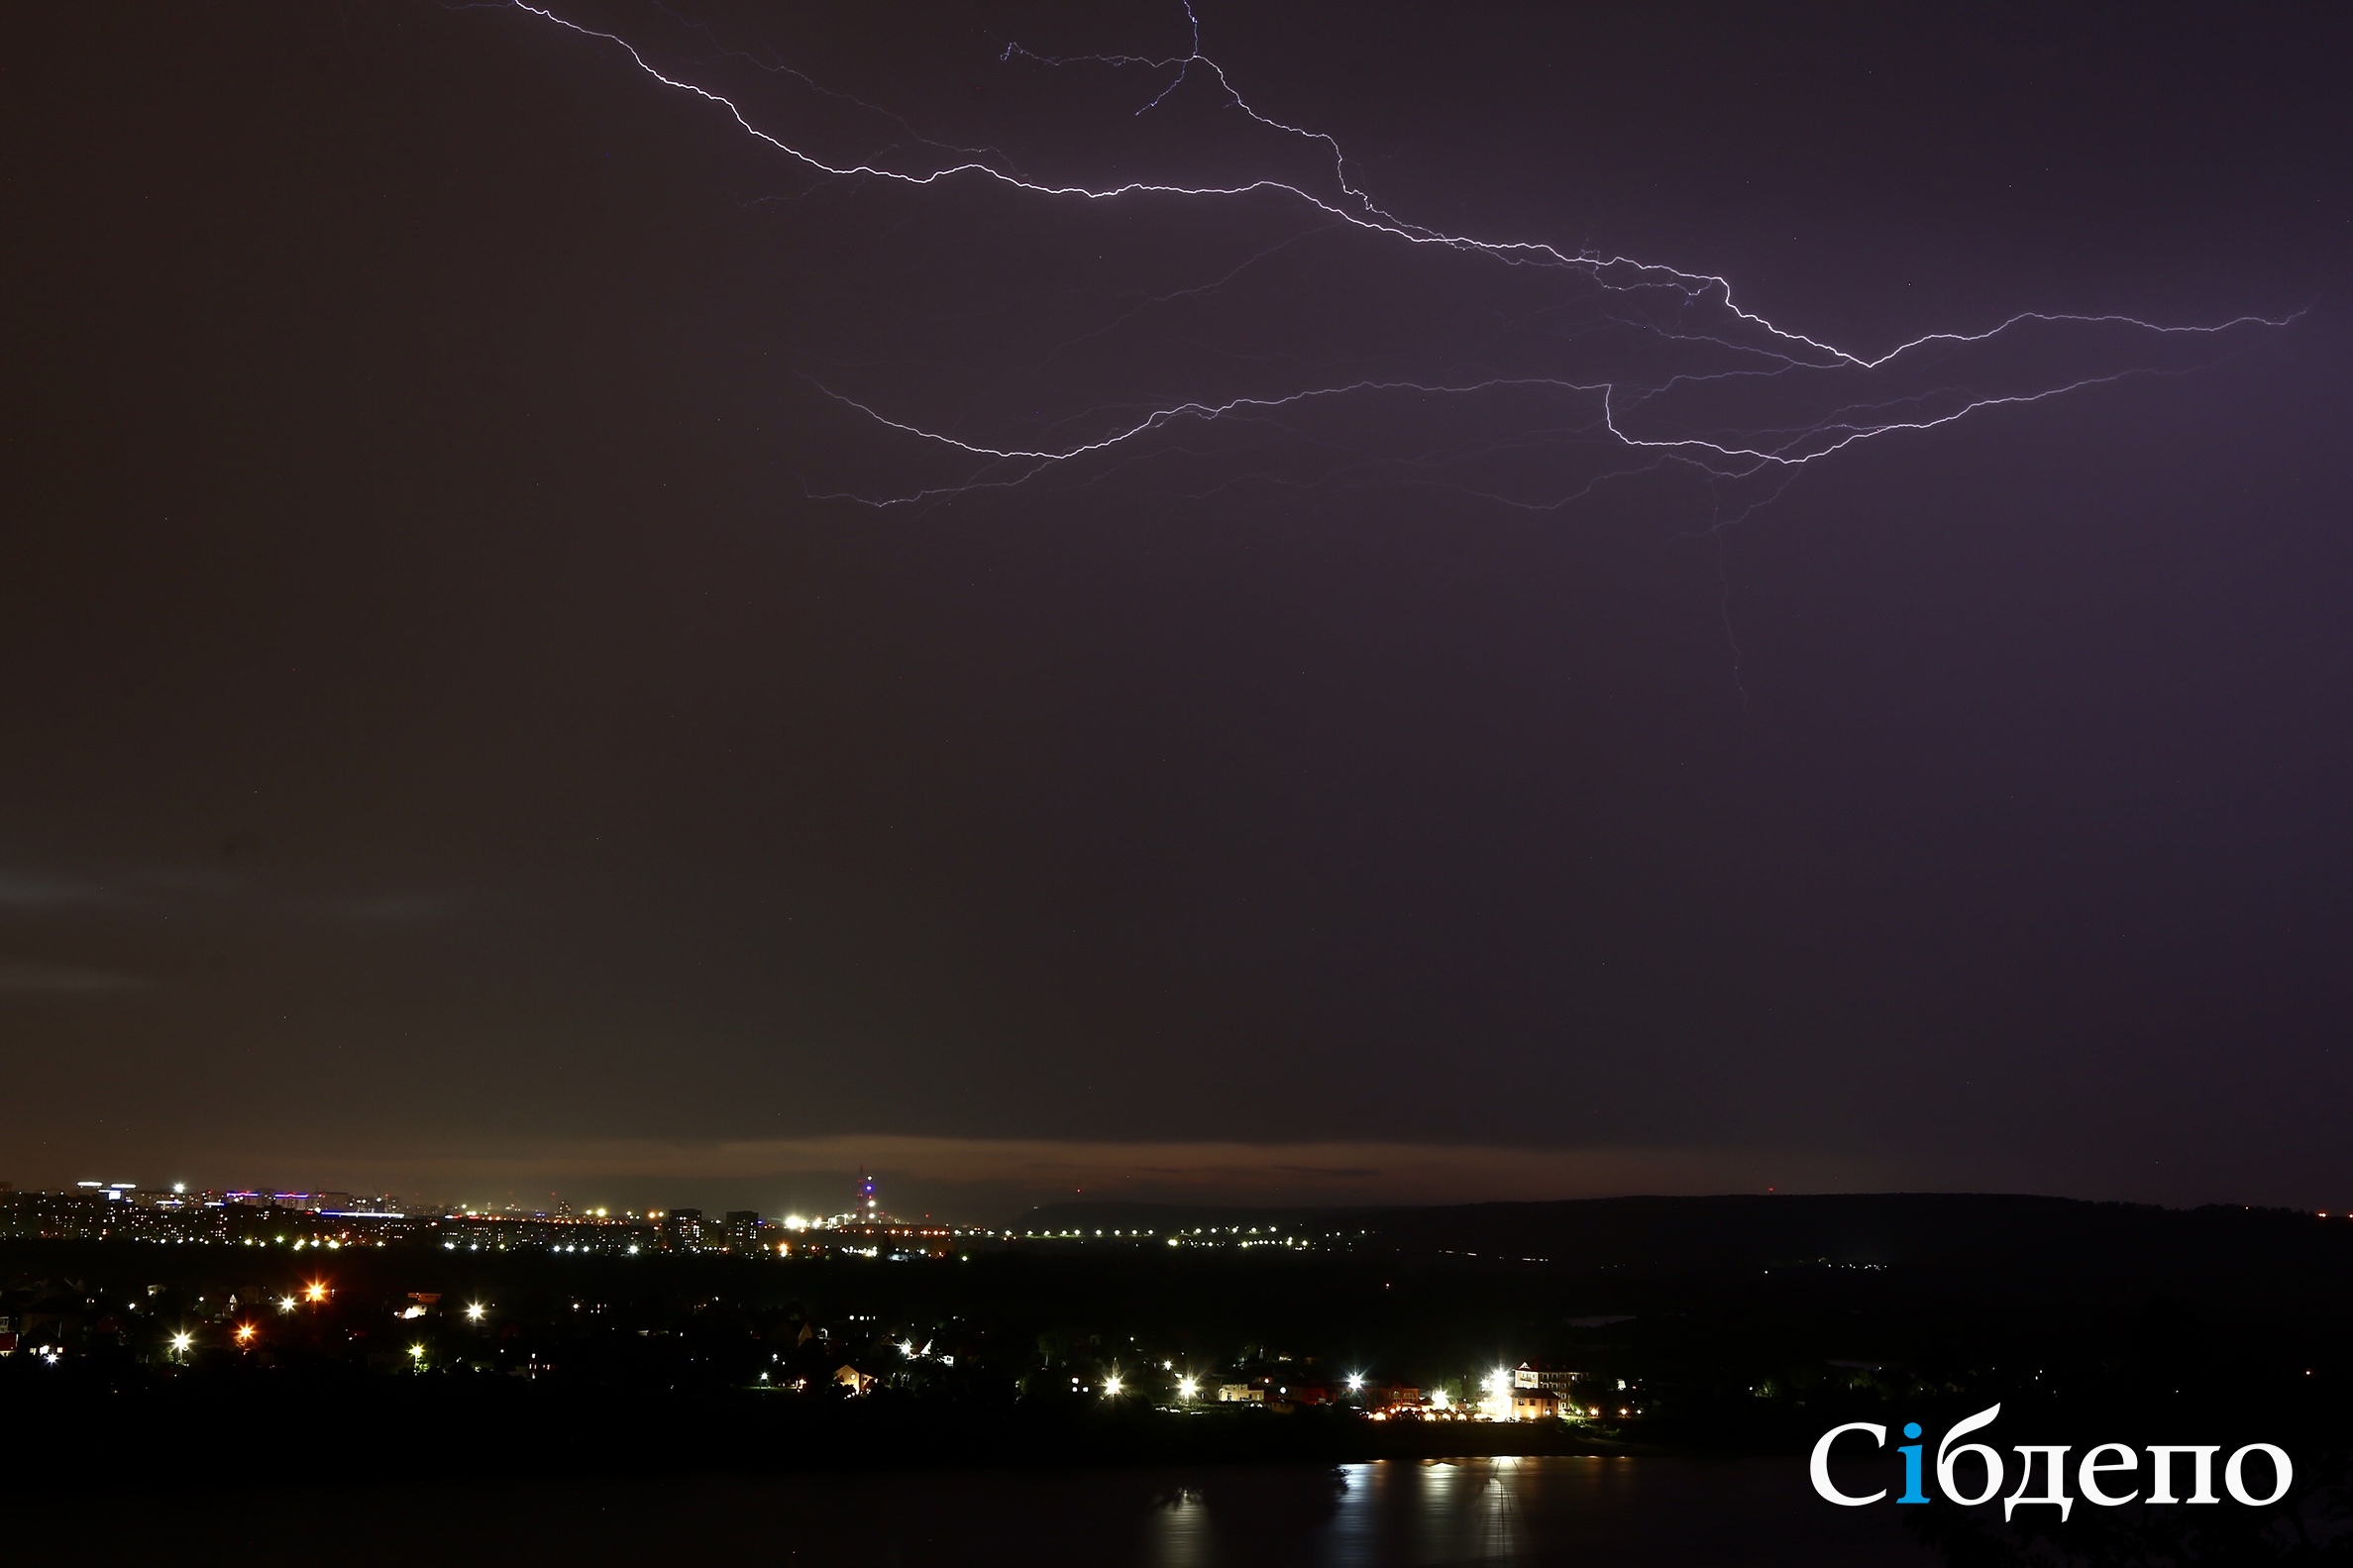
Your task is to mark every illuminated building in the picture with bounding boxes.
[1355,1382,1422,1411]
[1512,1360,1583,1405]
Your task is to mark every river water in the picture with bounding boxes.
[39,1457,1937,1566]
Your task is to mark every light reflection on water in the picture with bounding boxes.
[1136,1456,1932,1567]
[26,1456,1937,1567]
[1145,1485,1216,1567]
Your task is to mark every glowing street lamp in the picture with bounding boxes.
[1101,1375,1124,1398]
[1346,1373,1365,1394]
[1176,1376,1198,1401]
[303,1281,329,1304]
[465,1302,486,1323]
[277,1296,298,1313]
[408,1343,427,1365]
[234,1322,257,1345]
[168,1331,193,1357]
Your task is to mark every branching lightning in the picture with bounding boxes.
[494,1,2296,517]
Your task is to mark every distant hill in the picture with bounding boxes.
[1018,1192,2349,1294]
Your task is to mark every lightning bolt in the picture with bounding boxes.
[490,1,2296,516]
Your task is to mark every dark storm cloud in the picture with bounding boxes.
[0,959,149,994]
[0,862,242,910]
[0,863,440,922]
[0,870,118,909]
[299,894,456,923]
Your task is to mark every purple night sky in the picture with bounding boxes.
[3,1,2347,1218]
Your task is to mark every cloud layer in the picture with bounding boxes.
[0,958,147,993]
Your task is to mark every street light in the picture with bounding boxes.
[1102,1375,1123,1397]
[1176,1376,1198,1401]
[465,1302,486,1322]
[169,1331,193,1356]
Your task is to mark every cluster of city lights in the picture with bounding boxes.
[27,1286,1602,1422]
[9,1180,998,1259]
[138,1290,493,1360]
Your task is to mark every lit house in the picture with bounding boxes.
[1509,1389,1561,1420]
[1513,1360,1581,1402]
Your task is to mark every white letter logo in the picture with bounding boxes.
[1937,1405,2006,1507]
[2079,1442,2140,1507]
[2225,1445,2293,1508]
[1810,1421,1888,1507]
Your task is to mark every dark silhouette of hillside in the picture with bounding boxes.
[1020,1192,2351,1298]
